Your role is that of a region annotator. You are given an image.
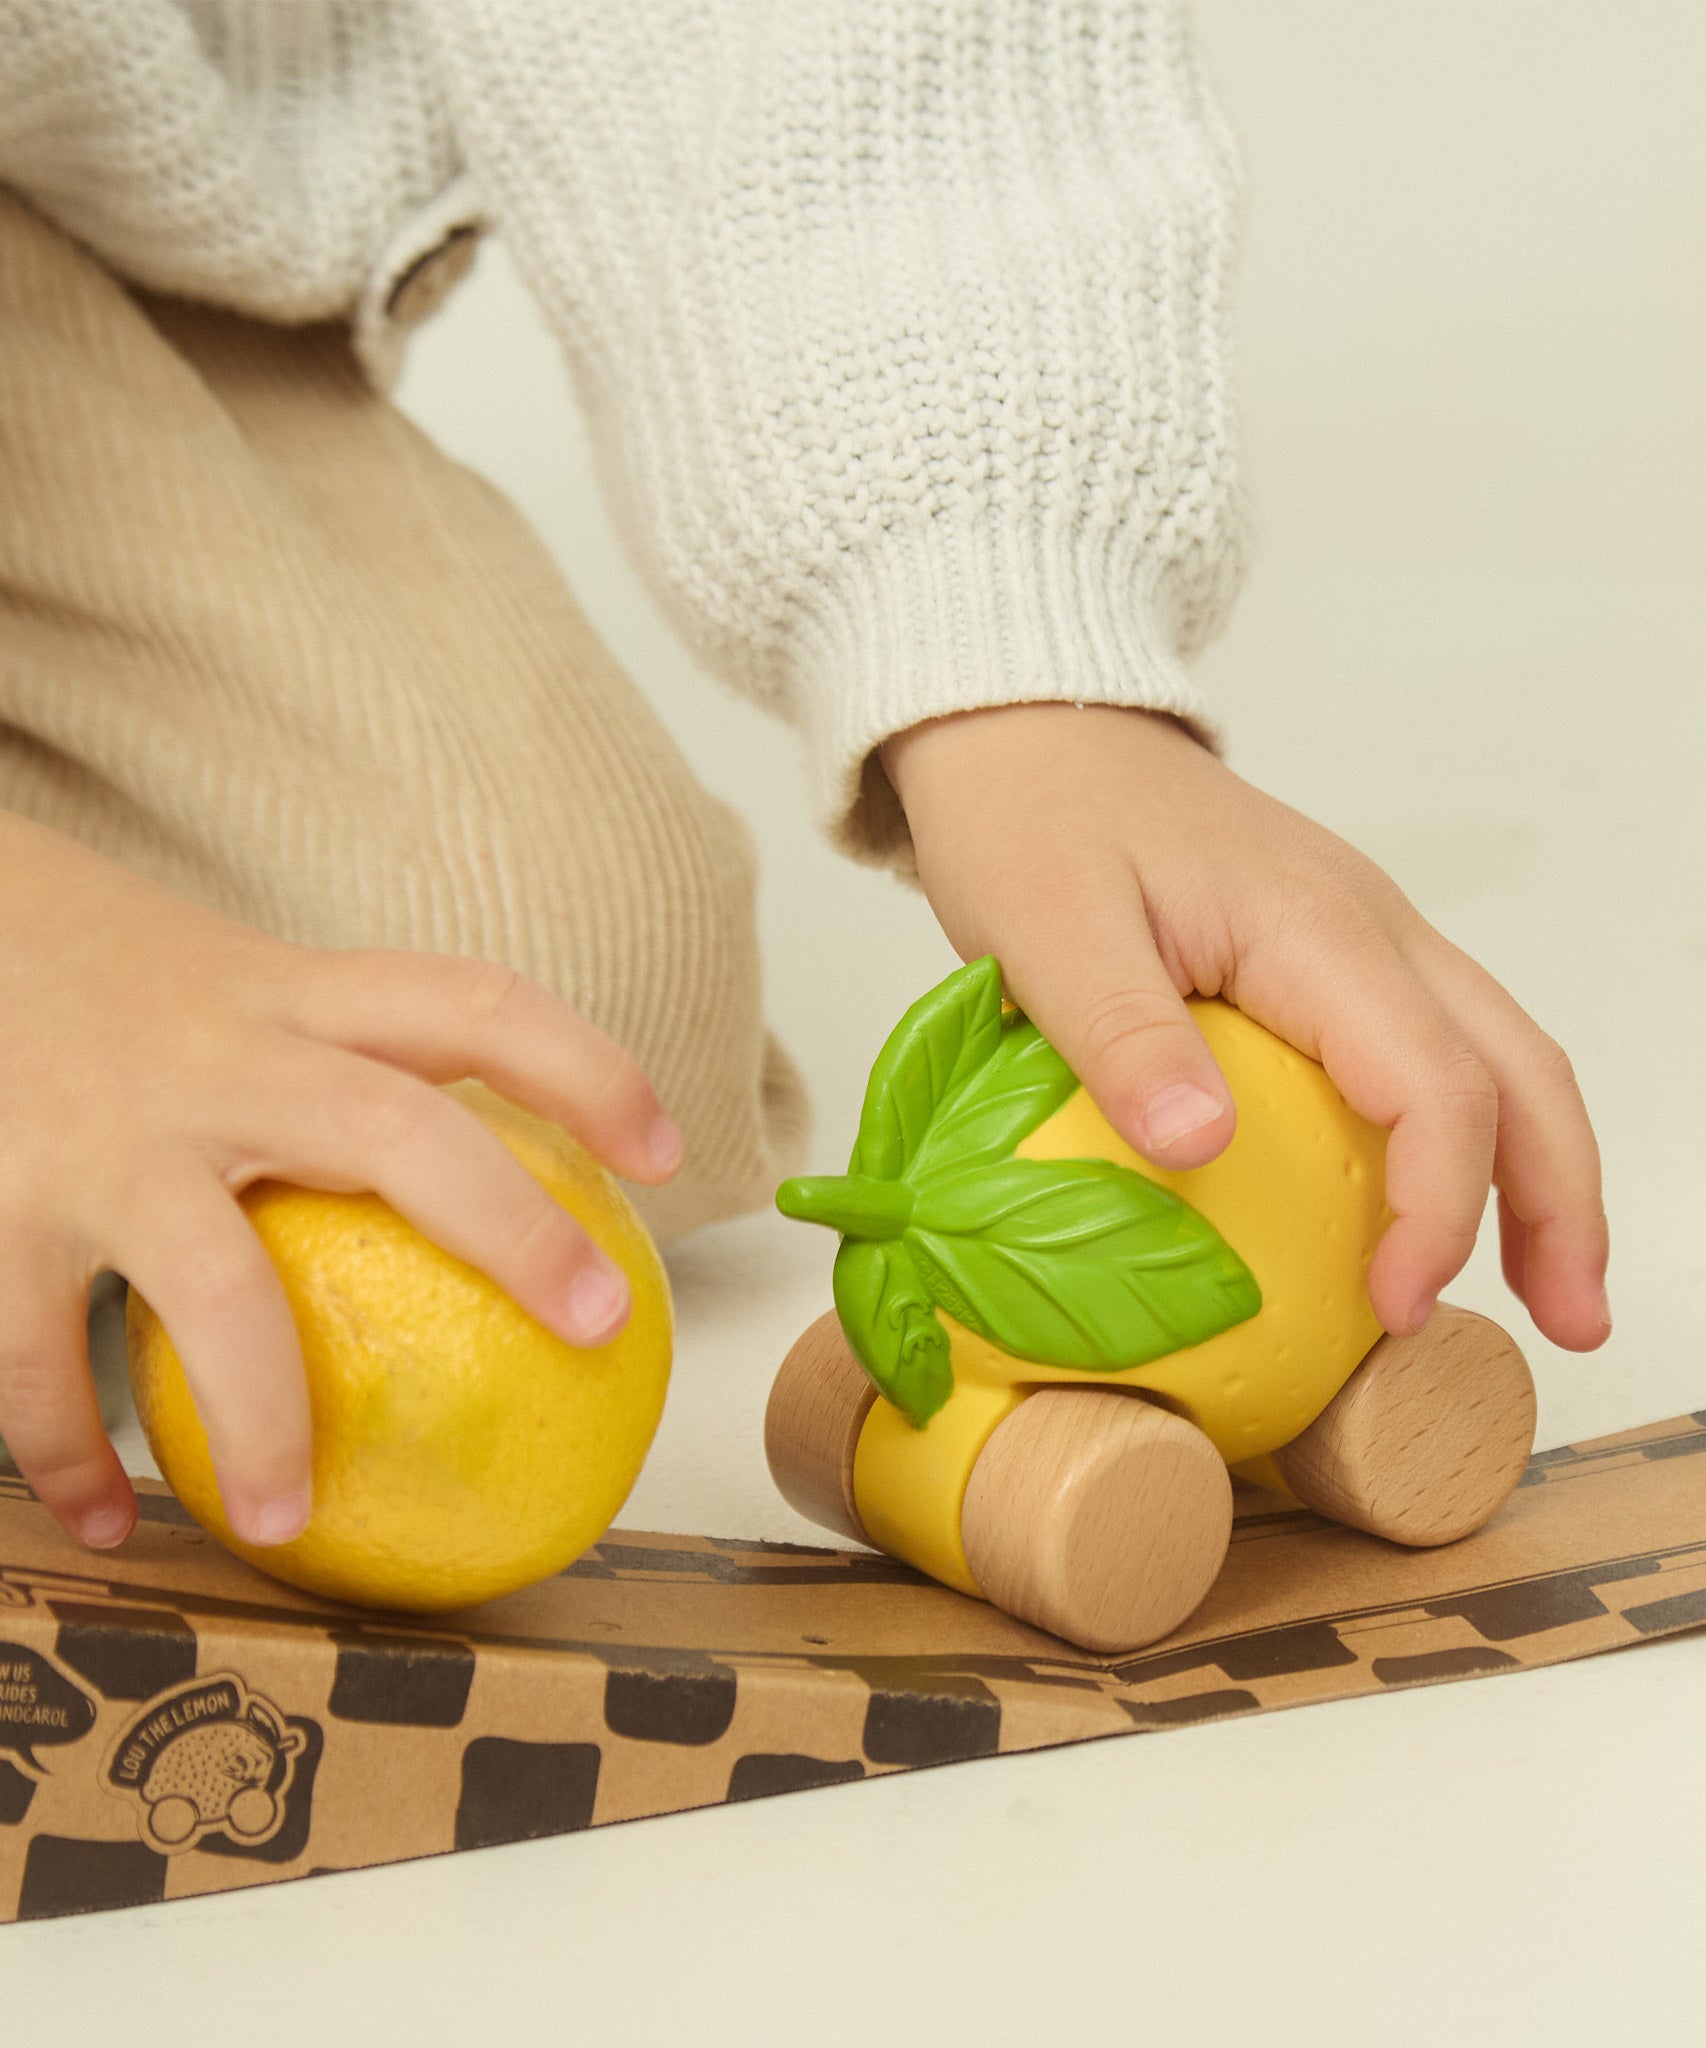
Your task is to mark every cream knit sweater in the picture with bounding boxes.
[0,0,1245,868]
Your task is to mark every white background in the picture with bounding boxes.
[10,4,1705,2039]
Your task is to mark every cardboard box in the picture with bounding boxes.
[3,1410,1704,1923]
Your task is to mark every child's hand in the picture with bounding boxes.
[881,703,1609,1355]
[0,812,684,1554]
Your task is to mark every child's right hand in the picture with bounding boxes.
[882,704,1611,1359]
[0,811,685,1555]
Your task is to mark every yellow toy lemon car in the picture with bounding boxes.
[769,957,1536,1652]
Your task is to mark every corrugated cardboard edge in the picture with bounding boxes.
[2,1411,1703,1922]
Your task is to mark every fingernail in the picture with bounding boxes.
[244,1490,311,1548]
[1595,1285,1613,1336]
[647,1116,685,1177]
[563,1265,630,1346]
[1140,1084,1225,1153]
[80,1503,133,1550]
[1408,1293,1438,1336]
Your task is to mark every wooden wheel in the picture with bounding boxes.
[763,1311,878,1547]
[1271,1303,1536,1546]
[961,1389,1233,1654]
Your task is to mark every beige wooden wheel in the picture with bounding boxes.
[1271,1303,1536,1546]
[961,1388,1233,1654]
[763,1311,878,1546]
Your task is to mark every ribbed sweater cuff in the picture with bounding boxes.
[788,518,1223,874]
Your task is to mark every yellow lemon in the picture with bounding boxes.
[1012,998,1390,1461]
[127,1079,672,1612]
[852,998,1389,1593]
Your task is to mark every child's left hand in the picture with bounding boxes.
[881,702,1610,1354]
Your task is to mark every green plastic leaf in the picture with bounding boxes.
[905,1157,1260,1373]
[776,1173,913,1240]
[907,1012,1080,1183]
[848,956,1005,1181]
[831,1237,954,1428]
[776,954,1264,1431]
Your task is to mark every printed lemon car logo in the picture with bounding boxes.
[104,1673,307,1853]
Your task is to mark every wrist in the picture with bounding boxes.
[880,702,1205,820]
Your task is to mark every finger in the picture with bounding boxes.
[235,1050,633,1349]
[0,1243,136,1548]
[116,1165,313,1548]
[1415,940,1611,1350]
[1498,1191,1530,1302]
[984,863,1236,1169]
[279,949,683,1184]
[1287,944,1501,1338]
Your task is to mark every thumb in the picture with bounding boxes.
[997,886,1235,1171]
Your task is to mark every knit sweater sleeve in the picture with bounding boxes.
[0,1,458,320]
[426,0,1248,869]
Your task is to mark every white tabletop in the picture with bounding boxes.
[9,8,1703,2037]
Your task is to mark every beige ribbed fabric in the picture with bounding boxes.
[0,190,809,1241]
[0,2,1245,866]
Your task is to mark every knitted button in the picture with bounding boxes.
[384,225,480,327]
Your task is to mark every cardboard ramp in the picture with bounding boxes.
[3,1411,1704,1924]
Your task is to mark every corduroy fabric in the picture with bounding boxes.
[0,190,808,1241]
[0,0,1246,867]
